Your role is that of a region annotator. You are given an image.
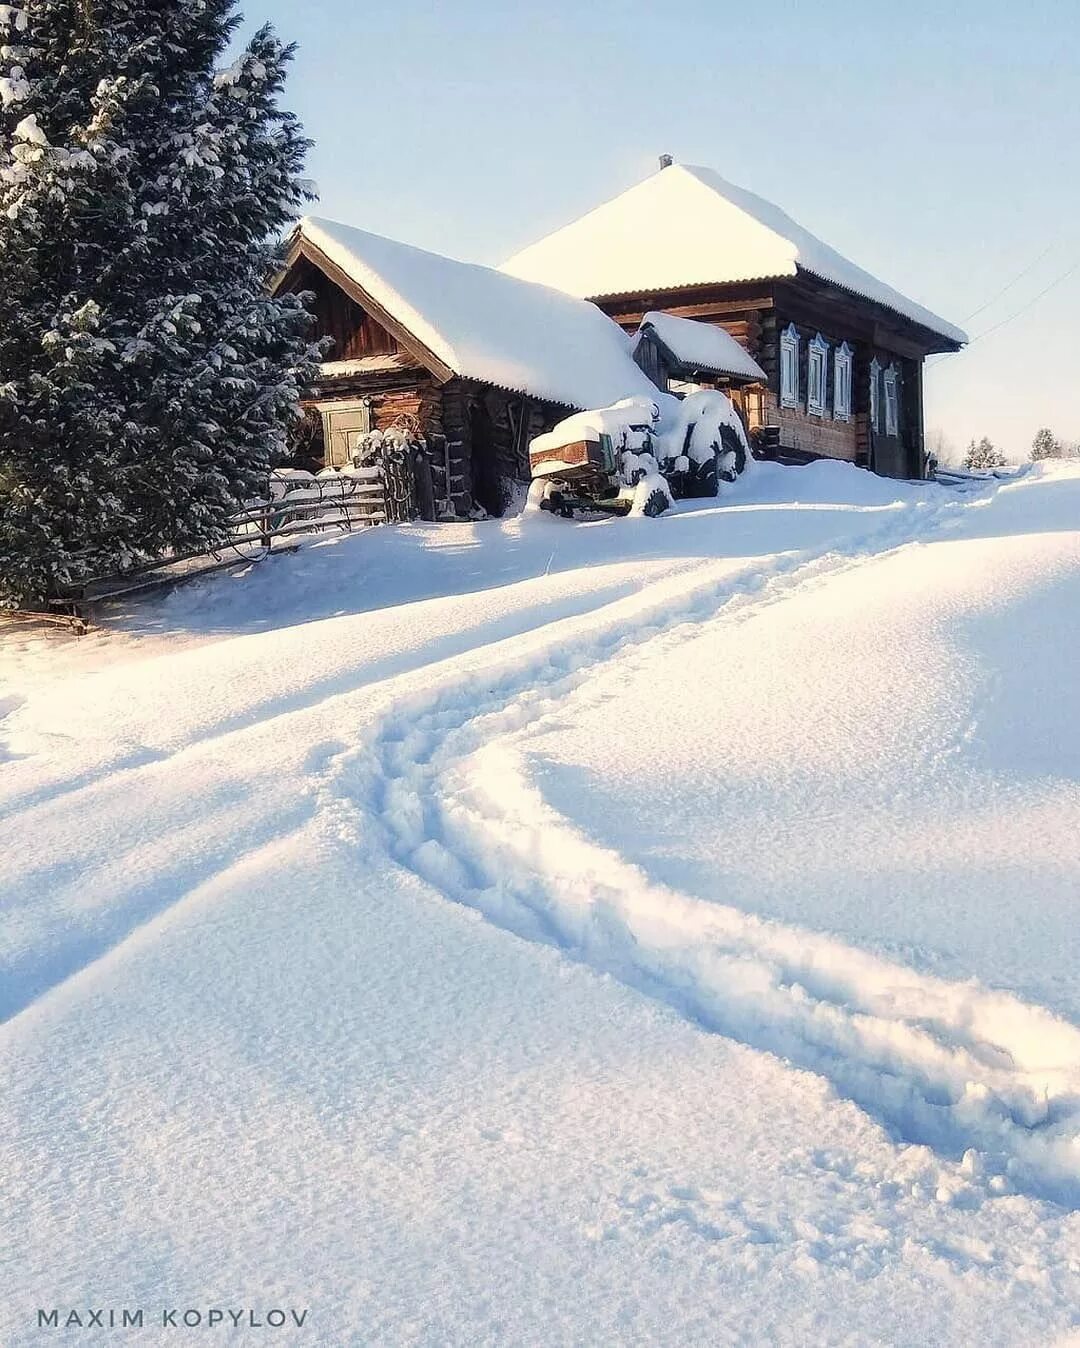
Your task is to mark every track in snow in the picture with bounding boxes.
[321,487,1080,1210]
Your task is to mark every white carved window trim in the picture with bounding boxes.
[779,323,799,408]
[883,363,900,437]
[807,333,829,417]
[833,342,853,422]
[869,357,882,432]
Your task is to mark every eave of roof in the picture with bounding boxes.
[635,313,767,383]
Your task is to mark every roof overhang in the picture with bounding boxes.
[639,327,763,385]
[592,272,964,355]
[275,233,456,384]
[790,267,966,354]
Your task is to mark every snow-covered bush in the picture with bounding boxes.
[347,426,414,467]
[666,390,754,489]
[963,437,1008,471]
[1031,428,1065,462]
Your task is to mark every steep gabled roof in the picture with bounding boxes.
[284,217,660,410]
[501,165,967,348]
[635,311,766,382]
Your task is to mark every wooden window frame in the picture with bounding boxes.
[807,333,829,417]
[834,342,853,422]
[869,357,882,433]
[883,363,900,437]
[779,323,800,409]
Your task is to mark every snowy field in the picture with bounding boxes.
[2,460,1080,1345]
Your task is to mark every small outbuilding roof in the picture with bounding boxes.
[634,311,766,383]
[501,164,967,348]
[287,217,660,410]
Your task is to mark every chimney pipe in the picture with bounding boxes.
[659,153,673,170]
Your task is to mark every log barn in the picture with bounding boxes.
[273,218,660,519]
[502,160,967,480]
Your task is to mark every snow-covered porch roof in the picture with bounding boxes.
[280,217,660,410]
[634,310,766,383]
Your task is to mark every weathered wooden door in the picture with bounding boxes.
[320,400,372,468]
[468,398,502,517]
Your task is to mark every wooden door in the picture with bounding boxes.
[321,401,372,469]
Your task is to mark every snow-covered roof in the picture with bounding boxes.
[293,217,660,410]
[635,311,766,382]
[501,165,967,347]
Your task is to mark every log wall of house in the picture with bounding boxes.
[603,286,774,441]
[775,280,936,478]
[444,380,568,518]
[601,277,945,479]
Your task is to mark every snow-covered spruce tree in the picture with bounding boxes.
[963,436,1006,471]
[0,1,321,607]
[1031,427,1063,461]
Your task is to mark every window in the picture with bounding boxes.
[869,358,881,432]
[807,333,829,416]
[779,323,799,408]
[883,363,900,436]
[833,342,853,422]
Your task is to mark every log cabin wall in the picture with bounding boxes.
[304,371,468,518]
[600,285,773,439]
[600,276,940,479]
[768,288,860,464]
[445,380,570,517]
[773,279,935,477]
[861,345,923,479]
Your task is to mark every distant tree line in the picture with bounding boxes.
[940,428,1079,472]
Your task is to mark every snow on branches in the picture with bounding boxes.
[0,1,321,606]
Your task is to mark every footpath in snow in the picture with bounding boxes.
[2,461,1080,1346]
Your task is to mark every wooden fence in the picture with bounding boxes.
[44,453,418,621]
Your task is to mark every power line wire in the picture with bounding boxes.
[972,257,1080,340]
[926,254,1080,373]
[960,241,1059,323]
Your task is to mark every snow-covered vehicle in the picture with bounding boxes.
[528,391,752,519]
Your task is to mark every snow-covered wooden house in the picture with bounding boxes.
[273,218,660,518]
[502,161,967,479]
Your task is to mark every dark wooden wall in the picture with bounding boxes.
[599,276,943,479]
[290,259,400,362]
[444,381,567,517]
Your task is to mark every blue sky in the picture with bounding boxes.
[240,0,1079,458]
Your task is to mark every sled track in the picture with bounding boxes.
[322,488,1080,1210]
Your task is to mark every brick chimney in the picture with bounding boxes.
[658,154,673,170]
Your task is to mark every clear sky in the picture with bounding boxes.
[238,0,1079,460]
